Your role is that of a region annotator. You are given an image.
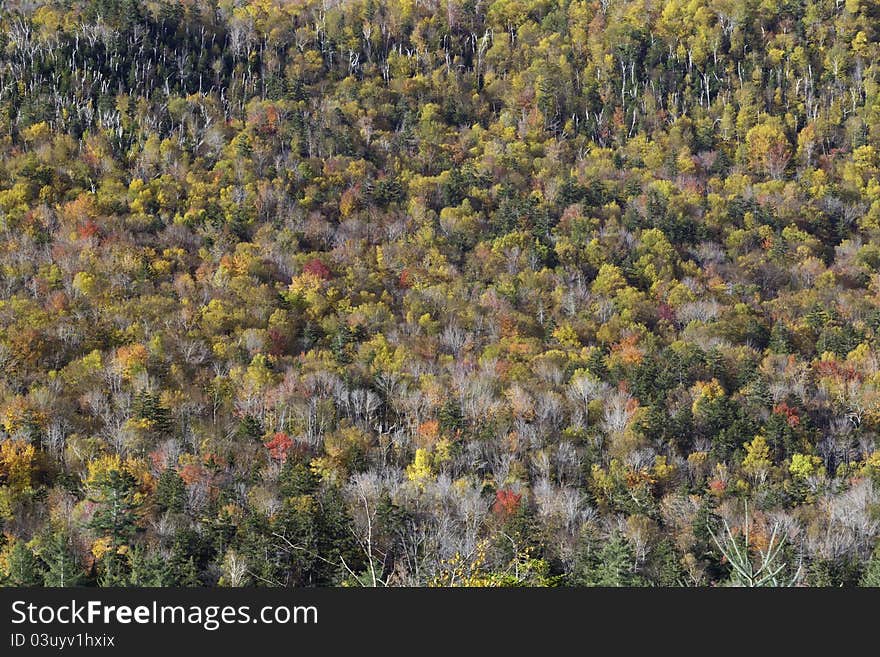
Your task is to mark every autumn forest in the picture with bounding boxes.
[1,0,880,587]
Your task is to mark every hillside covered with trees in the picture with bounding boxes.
[2,0,880,586]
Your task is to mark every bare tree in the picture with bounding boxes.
[709,503,801,587]
[567,373,607,429]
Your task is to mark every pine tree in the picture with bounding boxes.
[768,321,792,354]
[127,544,169,586]
[438,399,463,435]
[234,415,263,442]
[167,530,205,586]
[2,539,43,586]
[156,468,185,513]
[647,538,685,587]
[331,325,353,364]
[97,551,129,587]
[592,533,644,586]
[41,530,83,587]
[134,390,173,438]
[572,532,644,586]
[175,557,201,586]
[88,468,141,549]
[860,545,880,587]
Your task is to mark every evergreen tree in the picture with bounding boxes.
[41,530,83,587]
[646,539,685,587]
[174,557,201,587]
[88,468,141,549]
[572,532,645,586]
[591,533,644,586]
[133,390,173,438]
[768,322,792,354]
[859,544,880,587]
[97,551,130,587]
[156,468,186,513]
[236,514,283,587]
[167,530,206,586]
[2,539,43,586]
[438,399,464,436]
[234,415,263,442]
[127,544,169,586]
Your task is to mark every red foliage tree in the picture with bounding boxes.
[265,432,294,462]
[492,489,522,518]
[80,219,100,239]
[267,328,287,357]
[398,268,411,288]
[179,463,207,486]
[303,258,332,280]
[772,402,800,428]
[657,302,675,323]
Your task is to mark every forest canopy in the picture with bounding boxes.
[2,0,880,586]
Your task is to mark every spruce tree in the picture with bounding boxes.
[88,468,141,549]
[134,390,173,438]
[156,468,186,513]
[41,530,83,587]
[860,545,880,587]
[3,539,43,586]
[127,544,170,586]
[591,533,643,586]
[97,551,129,587]
[572,532,644,586]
